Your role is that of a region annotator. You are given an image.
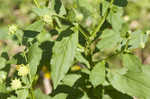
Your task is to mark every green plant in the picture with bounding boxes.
[0,0,150,99]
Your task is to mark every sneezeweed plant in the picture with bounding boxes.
[0,0,150,99]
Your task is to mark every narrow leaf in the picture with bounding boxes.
[28,43,42,81]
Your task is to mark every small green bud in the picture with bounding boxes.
[42,14,53,24]
[16,64,29,76]
[8,24,18,35]
[76,12,83,22]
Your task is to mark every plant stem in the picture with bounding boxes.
[90,0,114,41]
[78,25,90,41]
[30,88,35,99]
[15,34,28,63]
[33,0,40,8]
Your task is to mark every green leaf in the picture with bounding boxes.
[32,8,54,16]
[37,30,52,43]
[0,71,7,83]
[24,20,44,38]
[108,66,150,99]
[123,54,142,72]
[113,0,128,7]
[128,30,148,49]
[52,93,67,99]
[0,83,7,93]
[34,89,52,99]
[49,0,66,16]
[61,74,81,87]
[28,43,42,81]
[96,29,122,51]
[51,28,78,89]
[35,88,67,99]
[81,92,89,99]
[0,57,6,69]
[90,61,105,87]
[107,7,124,32]
[75,52,90,69]
[15,89,28,99]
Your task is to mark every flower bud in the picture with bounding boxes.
[17,64,29,76]
[8,24,18,35]
[11,79,22,90]
[42,14,53,24]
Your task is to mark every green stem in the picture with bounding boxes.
[78,25,90,41]
[90,0,114,40]
[15,34,28,63]
[30,88,35,99]
[33,0,40,8]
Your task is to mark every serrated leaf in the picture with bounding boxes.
[24,20,44,37]
[61,74,81,87]
[108,66,150,99]
[128,30,148,49]
[122,54,142,72]
[51,29,78,89]
[28,43,42,81]
[75,52,90,68]
[96,29,122,51]
[0,57,6,69]
[90,61,105,87]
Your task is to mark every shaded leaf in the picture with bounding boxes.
[24,20,44,37]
